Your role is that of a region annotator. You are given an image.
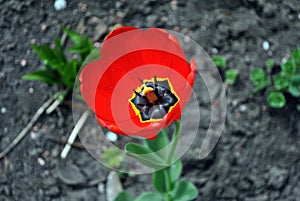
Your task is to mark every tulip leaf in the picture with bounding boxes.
[171,180,198,201]
[22,70,60,85]
[114,191,134,201]
[125,143,166,168]
[152,160,182,193]
[152,169,166,193]
[134,192,163,201]
[145,129,169,152]
[169,160,183,185]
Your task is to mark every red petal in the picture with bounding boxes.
[105,26,138,41]
[80,27,196,139]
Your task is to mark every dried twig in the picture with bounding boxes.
[0,96,55,159]
[46,137,85,149]
[60,110,90,159]
[46,90,68,114]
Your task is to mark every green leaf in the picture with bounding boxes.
[114,191,134,201]
[225,69,238,85]
[61,60,79,88]
[67,47,91,54]
[281,60,296,76]
[267,92,286,108]
[266,59,275,70]
[288,75,300,97]
[152,169,166,193]
[134,192,163,201]
[297,104,300,112]
[31,44,62,69]
[63,26,82,47]
[22,70,59,85]
[169,160,183,185]
[171,180,198,201]
[152,160,183,193]
[145,129,169,152]
[290,47,300,67]
[125,143,166,168]
[212,56,226,68]
[250,68,267,91]
[82,35,94,51]
[274,74,289,90]
[53,37,66,63]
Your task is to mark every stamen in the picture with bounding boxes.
[138,77,144,84]
[134,90,142,97]
[153,75,158,87]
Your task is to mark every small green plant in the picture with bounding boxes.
[250,47,300,110]
[114,122,198,201]
[212,55,226,68]
[102,146,125,167]
[213,56,239,85]
[23,26,94,89]
[225,69,238,85]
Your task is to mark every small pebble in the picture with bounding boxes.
[30,132,37,139]
[239,104,248,112]
[211,47,219,54]
[37,157,45,166]
[94,42,101,48]
[41,24,47,32]
[29,87,34,93]
[54,0,67,11]
[21,59,27,67]
[161,16,168,22]
[298,13,300,20]
[263,41,270,51]
[1,107,7,114]
[106,131,118,142]
[98,183,105,194]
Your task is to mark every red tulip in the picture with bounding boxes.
[79,26,196,139]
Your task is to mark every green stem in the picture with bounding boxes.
[166,120,181,165]
[163,167,171,192]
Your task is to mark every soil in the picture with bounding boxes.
[1,0,300,201]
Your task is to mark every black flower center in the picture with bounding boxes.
[129,76,179,122]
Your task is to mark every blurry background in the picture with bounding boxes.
[0,0,300,200]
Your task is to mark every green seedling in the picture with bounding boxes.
[212,56,226,68]
[213,56,239,85]
[250,47,300,110]
[23,26,93,89]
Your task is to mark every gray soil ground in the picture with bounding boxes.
[1,0,300,200]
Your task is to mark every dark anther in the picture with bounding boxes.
[134,90,142,97]
[154,75,158,87]
[131,78,179,122]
